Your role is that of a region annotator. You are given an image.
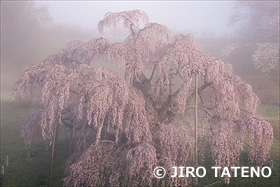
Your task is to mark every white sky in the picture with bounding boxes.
[37,1,238,37]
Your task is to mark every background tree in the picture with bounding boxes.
[13,10,273,186]
[229,1,278,42]
[1,1,92,92]
[223,1,279,72]
[1,1,51,67]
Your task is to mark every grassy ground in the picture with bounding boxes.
[0,95,69,186]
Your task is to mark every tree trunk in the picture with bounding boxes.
[48,123,59,187]
[194,74,198,166]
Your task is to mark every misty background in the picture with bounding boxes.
[0,1,278,94]
[0,2,279,186]
[38,1,239,36]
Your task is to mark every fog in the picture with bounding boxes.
[37,1,238,37]
[1,1,278,94]
[0,2,279,186]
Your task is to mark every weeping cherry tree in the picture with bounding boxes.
[13,10,273,186]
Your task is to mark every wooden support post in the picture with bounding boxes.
[48,123,59,187]
[194,74,198,166]
[69,128,73,154]
[6,156,9,167]
[45,140,49,151]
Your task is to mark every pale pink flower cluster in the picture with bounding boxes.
[253,42,279,72]
[21,110,43,149]
[247,117,274,165]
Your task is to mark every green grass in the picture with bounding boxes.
[0,98,69,187]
